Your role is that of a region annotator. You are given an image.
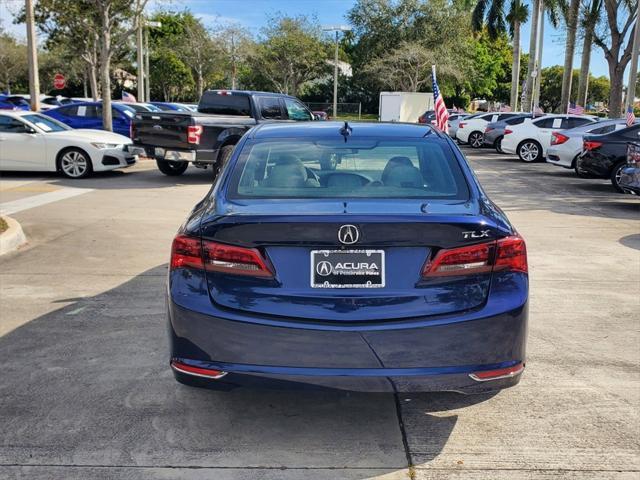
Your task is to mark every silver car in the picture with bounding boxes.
[448,114,471,139]
[483,114,534,153]
[546,119,630,173]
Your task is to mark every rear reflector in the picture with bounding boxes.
[187,125,203,144]
[171,360,227,379]
[469,362,524,381]
[551,132,569,145]
[422,235,527,277]
[583,140,603,151]
[170,234,274,278]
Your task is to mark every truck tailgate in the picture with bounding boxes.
[132,112,194,150]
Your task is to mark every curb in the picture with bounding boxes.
[0,216,27,256]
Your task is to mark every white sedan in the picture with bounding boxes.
[501,114,597,162]
[0,110,136,179]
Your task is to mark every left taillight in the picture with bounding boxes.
[551,132,569,145]
[170,235,274,278]
[421,235,527,277]
[187,125,203,145]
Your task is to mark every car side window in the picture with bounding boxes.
[533,118,554,128]
[0,117,29,133]
[565,118,591,129]
[284,98,313,121]
[57,105,78,116]
[497,114,513,121]
[590,124,616,135]
[258,97,284,120]
[77,105,101,118]
[622,126,640,139]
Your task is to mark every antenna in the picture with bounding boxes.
[339,121,352,142]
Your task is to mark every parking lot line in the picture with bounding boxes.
[0,187,93,216]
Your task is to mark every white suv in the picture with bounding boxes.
[456,112,522,147]
[501,114,597,162]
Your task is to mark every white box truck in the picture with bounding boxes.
[378,92,434,123]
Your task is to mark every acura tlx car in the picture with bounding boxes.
[168,121,528,394]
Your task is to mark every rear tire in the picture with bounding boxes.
[156,159,188,176]
[610,162,627,193]
[517,140,542,162]
[468,131,484,148]
[212,145,234,182]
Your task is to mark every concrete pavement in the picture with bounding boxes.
[0,153,638,479]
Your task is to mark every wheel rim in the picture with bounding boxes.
[614,165,624,186]
[520,143,538,162]
[167,161,184,170]
[470,133,482,147]
[61,151,88,177]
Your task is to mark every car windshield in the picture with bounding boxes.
[22,114,71,132]
[228,138,469,200]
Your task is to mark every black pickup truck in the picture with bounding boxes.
[130,90,316,176]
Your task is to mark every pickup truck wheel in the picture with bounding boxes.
[156,159,188,176]
[212,145,234,180]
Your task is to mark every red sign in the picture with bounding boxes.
[53,73,65,90]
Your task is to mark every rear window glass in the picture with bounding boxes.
[198,92,251,116]
[228,138,469,200]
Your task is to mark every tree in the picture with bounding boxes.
[246,15,328,96]
[215,25,253,89]
[593,0,638,117]
[560,0,580,111]
[539,65,610,111]
[149,49,194,100]
[576,0,603,106]
[0,33,28,94]
[472,0,529,109]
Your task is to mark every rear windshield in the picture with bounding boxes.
[198,92,251,116]
[228,138,469,200]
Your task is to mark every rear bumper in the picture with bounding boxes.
[168,272,528,393]
[131,144,218,163]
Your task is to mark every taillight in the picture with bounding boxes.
[583,140,603,151]
[485,127,494,133]
[187,125,203,144]
[551,132,568,145]
[171,235,204,270]
[418,117,426,123]
[459,122,467,129]
[421,235,527,277]
[504,128,513,135]
[202,241,274,277]
[170,234,274,278]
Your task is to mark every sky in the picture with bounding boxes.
[0,0,621,79]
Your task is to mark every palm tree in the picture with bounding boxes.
[575,0,603,107]
[560,0,581,111]
[472,0,529,110]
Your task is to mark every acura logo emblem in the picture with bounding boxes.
[338,225,359,245]
[316,261,332,276]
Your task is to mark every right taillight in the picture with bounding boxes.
[187,125,203,144]
[551,132,569,145]
[170,234,274,278]
[459,122,467,129]
[583,140,603,151]
[504,128,513,135]
[421,235,527,277]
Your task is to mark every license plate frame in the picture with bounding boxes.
[310,249,385,289]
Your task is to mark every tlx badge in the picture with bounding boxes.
[462,229,491,239]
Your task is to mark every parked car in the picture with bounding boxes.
[132,89,316,177]
[456,112,522,147]
[502,114,597,162]
[619,143,640,195]
[447,114,471,139]
[167,121,528,393]
[44,101,136,137]
[150,102,192,112]
[0,95,31,111]
[577,123,640,192]
[117,102,162,113]
[417,109,463,124]
[312,110,329,120]
[546,119,632,174]
[0,110,136,179]
[483,114,534,153]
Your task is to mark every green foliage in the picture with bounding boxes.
[539,65,610,111]
[149,49,194,101]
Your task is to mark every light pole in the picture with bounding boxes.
[625,3,640,114]
[322,25,351,119]
[25,0,40,111]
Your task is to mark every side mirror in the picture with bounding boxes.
[26,127,37,134]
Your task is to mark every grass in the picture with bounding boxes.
[0,217,8,234]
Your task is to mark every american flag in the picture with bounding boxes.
[431,65,449,133]
[627,105,636,127]
[121,91,137,103]
[567,102,584,114]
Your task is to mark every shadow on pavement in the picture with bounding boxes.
[0,265,494,477]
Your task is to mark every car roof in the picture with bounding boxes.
[0,110,36,117]
[249,121,441,139]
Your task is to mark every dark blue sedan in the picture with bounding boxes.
[44,101,136,137]
[168,121,528,394]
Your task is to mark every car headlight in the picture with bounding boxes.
[91,143,122,150]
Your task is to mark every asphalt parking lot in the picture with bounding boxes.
[1,148,638,480]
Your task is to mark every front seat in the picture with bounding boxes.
[381,156,424,188]
[262,154,315,188]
